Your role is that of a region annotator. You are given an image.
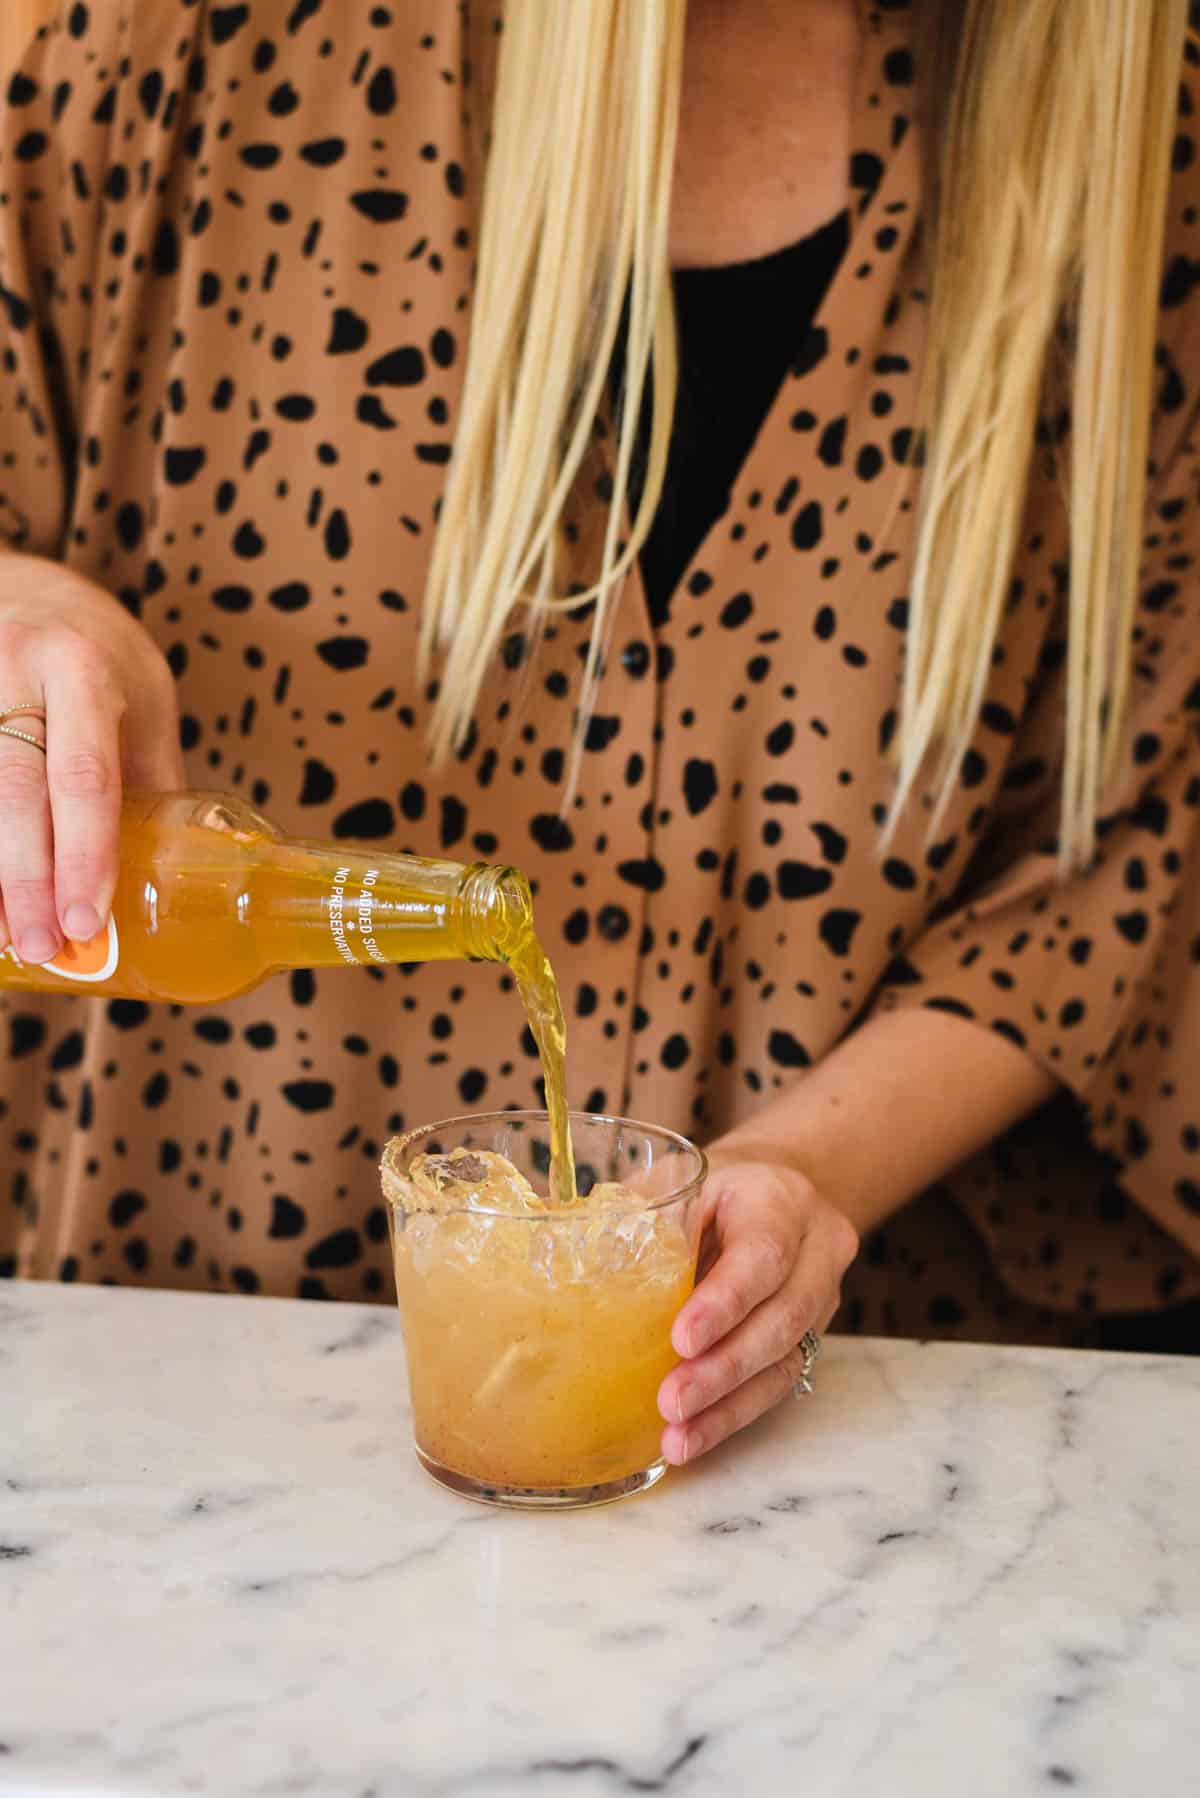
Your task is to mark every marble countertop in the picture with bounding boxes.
[2,1283,1197,1798]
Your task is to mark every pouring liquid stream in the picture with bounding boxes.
[508,928,577,1207]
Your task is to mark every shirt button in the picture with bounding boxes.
[621,640,650,678]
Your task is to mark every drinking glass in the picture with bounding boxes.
[381,1111,707,1508]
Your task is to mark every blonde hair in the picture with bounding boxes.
[421,1,683,793]
[424,0,1188,869]
[904,0,1187,867]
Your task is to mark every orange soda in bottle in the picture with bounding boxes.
[0,790,534,1004]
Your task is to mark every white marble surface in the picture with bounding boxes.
[1,1283,1198,1798]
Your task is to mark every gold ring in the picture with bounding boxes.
[0,702,46,726]
[0,724,47,754]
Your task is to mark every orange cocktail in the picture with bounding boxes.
[381,1112,706,1508]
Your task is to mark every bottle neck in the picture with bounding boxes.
[455,861,536,962]
[256,840,533,972]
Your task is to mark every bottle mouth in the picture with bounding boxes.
[460,864,534,962]
[490,868,535,960]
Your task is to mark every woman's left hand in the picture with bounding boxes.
[658,1157,859,1465]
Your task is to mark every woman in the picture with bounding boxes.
[0,0,1196,1468]
[0,4,40,65]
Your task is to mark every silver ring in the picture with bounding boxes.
[0,724,47,754]
[791,1328,821,1399]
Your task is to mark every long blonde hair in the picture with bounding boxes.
[421,1,683,794]
[906,0,1185,866]
[424,0,1187,868]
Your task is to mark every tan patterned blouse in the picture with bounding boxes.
[1,1,1198,1342]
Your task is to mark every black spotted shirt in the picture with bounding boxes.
[0,0,1197,1337]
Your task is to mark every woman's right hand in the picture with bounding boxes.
[0,554,184,965]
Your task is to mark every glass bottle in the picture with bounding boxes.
[0,790,534,1003]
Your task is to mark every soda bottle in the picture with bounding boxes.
[0,790,536,1003]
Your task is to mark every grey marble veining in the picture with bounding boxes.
[1,1282,1197,1797]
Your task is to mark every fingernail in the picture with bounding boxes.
[686,1319,713,1358]
[675,1382,695,1425]
[63,904,102,943]
[21,927,61,965]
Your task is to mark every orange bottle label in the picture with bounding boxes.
[39,918,120,983]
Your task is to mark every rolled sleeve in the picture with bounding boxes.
[876,512,1200,1286]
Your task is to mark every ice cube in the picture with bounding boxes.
[409,1149,490,1193]
[614,1210,659,1266]
[587,1179,643,1210]
[408,1147,542,1213]
[524,1217,591,1285]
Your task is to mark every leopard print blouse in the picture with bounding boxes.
[1,0,1197,1341]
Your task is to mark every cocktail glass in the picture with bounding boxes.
[381,1111,707,1509]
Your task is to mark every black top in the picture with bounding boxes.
[628,208,850,624]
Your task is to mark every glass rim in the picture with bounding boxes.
[381,1108,708,1220]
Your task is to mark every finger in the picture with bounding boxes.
[660,1271,824,1426]
[43,677,125,942]
[661,1332,832,1467]
[670,1226,795,1359]
[121,660,185,791]
[0,729,60,964]
[122,718,185,792]
[693,1199,722,1284]
[0,892,9,956]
